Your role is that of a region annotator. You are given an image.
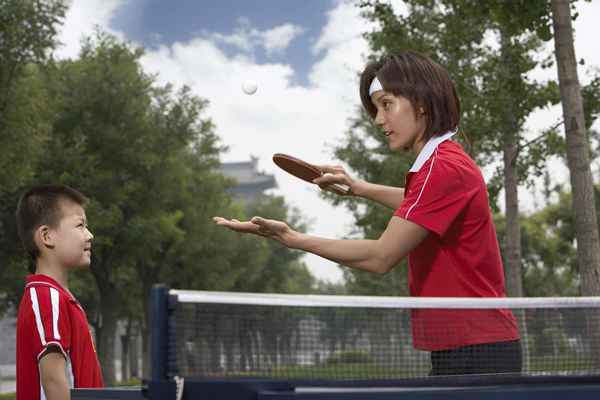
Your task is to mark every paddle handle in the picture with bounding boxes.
[327,183,351,196]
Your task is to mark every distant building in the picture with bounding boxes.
[219,156,277,201]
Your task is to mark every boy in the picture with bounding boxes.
[15,184,103,400]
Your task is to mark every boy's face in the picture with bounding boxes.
[46,200,94,269]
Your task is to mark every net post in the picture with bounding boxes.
[166,293,179,379]
[151,284,169,382]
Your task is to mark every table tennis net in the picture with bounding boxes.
[167,291,600,380]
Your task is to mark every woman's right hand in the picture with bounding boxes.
[313,165,358,197]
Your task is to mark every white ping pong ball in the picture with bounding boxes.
[242,80,258,95]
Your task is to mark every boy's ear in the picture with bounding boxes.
[36,225,55,250]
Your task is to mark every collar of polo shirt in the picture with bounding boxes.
[409,130,457,172]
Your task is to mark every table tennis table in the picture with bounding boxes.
[73,285,600,399]
[73,376,600,400]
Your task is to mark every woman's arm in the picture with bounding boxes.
[351,181,405,210]
[213,216,428,273]
[290,216,427,272]
[313,165,405,209]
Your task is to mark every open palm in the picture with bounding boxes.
[213,216,293,244]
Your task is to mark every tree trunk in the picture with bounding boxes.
[97,288,118,385]
[498,32,523,299]
[120,333,129,382]
[551,0,600,296]
[503,137,523,298]
[498,30,529,372]
[142,277,153,378]
[120,318,133,382]
[552,0,600,370]
[130,324,140,378]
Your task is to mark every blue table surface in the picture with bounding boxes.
[73,379,600,400]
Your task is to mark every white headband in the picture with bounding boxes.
[368,76,383,96]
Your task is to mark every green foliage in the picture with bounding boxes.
[356,1,562,201]
[0,0,67,189]
[314,280,348,295]
[0,0,66,66]
[494,184,600,297]
[485,0,552,40]
[333,1,576,299]
[582,72,600,130]
[0,1,67,312]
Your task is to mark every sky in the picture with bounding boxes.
[56,0,600,283]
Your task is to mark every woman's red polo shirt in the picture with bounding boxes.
[394,133,519,351]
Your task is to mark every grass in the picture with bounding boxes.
[212,362,428,380]
[528,354,595,373]
[115,377,142,387]
[0,393,15,400]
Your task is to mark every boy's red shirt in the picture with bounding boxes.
[16,274,103,400]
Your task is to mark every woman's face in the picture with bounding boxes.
[371,91,427,153]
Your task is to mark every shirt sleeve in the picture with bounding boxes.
[25,285,72,361]
[394,158,477,237]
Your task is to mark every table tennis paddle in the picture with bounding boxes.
[272,153,351,195]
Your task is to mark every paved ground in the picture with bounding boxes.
[0,379,15,394]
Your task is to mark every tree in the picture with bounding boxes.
[33,32,234,383]
[0,0,66,192]
[467,6,559,297]
[0,0,67,315]
[495,191,581,298]
[344,1,558,300]
[550,0,600,297]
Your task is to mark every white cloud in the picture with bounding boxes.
[55,0,125,60]
[313,0,364,55]
[209,18,258,53]
[310,1,369,102]
[262,24,305,56]
[139,1,372,283]
[209,18,304,57]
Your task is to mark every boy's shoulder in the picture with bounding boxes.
[21,274,74,306]
[25,274,65,290]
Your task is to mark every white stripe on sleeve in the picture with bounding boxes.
[66,353,74,388]
[40,372,47,400]
[50,287,61,340]
[30,287,47,346]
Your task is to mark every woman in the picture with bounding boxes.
[214,51,521,375]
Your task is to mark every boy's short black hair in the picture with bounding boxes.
[15,184,88,272]
[360,51,461,141]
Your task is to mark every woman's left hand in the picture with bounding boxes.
[213,216,295,245]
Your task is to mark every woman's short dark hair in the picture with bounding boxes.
[15,184,88,271]
[360,51,460,140]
